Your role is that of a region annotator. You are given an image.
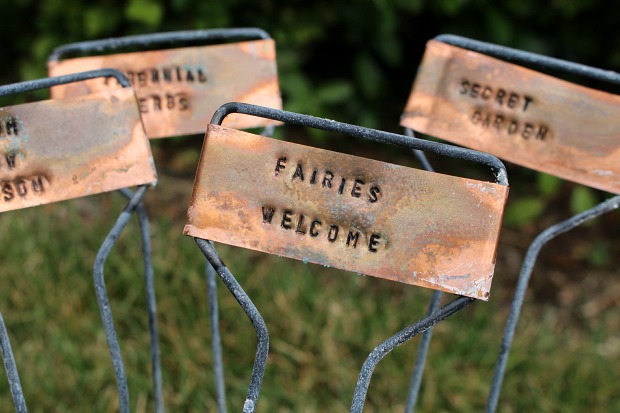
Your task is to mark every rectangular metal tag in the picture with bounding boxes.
[47,40,282,138]
[184,125,508,299]
[0,88,157,212]
[401,40,620,194]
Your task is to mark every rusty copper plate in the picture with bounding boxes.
[184,125,508,300]
[0,88,156,212]
[47,40,282,138]
[401,40,620,194]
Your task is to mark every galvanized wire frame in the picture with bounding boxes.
[0,70,157,413]
[194,102,508,413]
[204,123,276,413]
[50,29,278,413]
[47,28,270,61]
[402,35,620,413]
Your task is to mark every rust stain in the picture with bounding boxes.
[401,39,620,194]
[184,125,508,300]
[47,39,283,138]
[0,88,156,212]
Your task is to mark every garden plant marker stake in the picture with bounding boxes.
[184,102,509,412]
[402,37,620,194]
[400,34,620,412]
[0,70,158,413]
[49,29,284,413]
[47,29,282,138]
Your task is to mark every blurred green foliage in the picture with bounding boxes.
[0,188,618,412]
[3,0,620,124]
[2,1,619,224]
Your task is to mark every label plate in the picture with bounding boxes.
[48,40,282,138]
[0,88,157,212]
[401,40,620,194]
[184,125,508,300]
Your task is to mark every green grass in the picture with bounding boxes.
[0,177,618,412]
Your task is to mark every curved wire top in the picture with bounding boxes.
[436,34,620,88]
[211,102,509,186]
[0,69,130,97]
[48,28,272,62]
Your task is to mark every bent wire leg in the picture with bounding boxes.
[94,185,148,413]
[206,261,227,413]
[486,195,620,413]
[0,312,27,413]
[119,188,164,413]
[404,128,444,413]
[404,290,442,413]
[351,296,475,413]
[204,125,274,413]
[196,238,268,413]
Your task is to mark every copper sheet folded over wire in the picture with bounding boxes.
[0,87,156,212]
[184,125,508,300]
[48,40,282,138]
[401,39,620,194]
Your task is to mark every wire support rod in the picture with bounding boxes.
[49,28,271,61]
[436,34,620,87]
[204,124,275,413]
[196,238,268,413]
[0,312,27,413]
[351,296,475,413]
[118,188,164,413]
[403,128,443,413]
[486,194,620,412]
[211,102,508,186]
[93,185,148,413]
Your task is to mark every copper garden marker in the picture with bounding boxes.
[401,40,620,194]
[0,87,156,212]
[184,125,508,300]
[47,40,282,138]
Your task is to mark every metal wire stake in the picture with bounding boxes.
[486,194,620,412]
[0,312,27,413]
[206,261,227,413]
[204,123,274,413]
[119,188,164,413]
[428,34,620,412]
[435,34,620,89]
[0,69,129,97]
[200,102,507,411]
[211,103,508,185]
[48,28,271,62]
[196,238,269,413]
[350,296,475,413]
[93,185,148,413]
[403,129,444,413]
[404,290,442,413]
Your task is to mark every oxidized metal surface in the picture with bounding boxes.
[401,40,620,194]
[0,88,156,212]
[184,125,508,300]
[47,40,282,138]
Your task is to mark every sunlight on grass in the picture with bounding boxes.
[0,189,618,412]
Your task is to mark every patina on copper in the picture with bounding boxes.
[184,125,508,300]
[0,87,157,212]
[401,40,620,194]
[47,40,282,138]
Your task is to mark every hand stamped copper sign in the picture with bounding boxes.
[401,40,620,194]
[0,88,156,212]
[47,40,282,138]
[184,125,508,299]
